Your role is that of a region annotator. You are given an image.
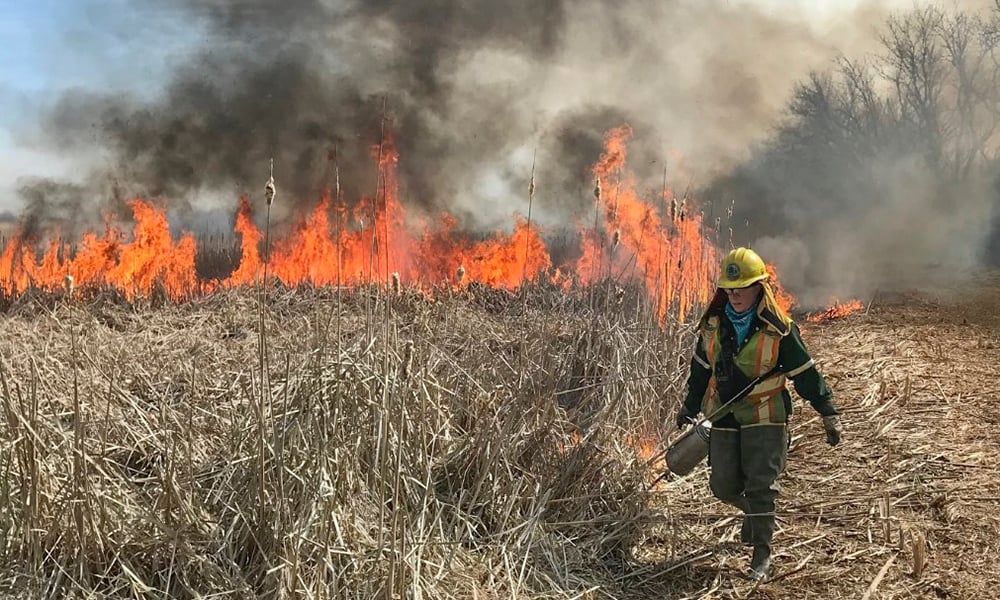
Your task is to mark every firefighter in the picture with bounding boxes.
[676,247,843,581]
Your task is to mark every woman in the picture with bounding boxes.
[676,247,843,581]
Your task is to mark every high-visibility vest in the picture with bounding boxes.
[700,316,788,425]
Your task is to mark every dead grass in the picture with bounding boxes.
[0,283,692,599]
[1,275,998,599]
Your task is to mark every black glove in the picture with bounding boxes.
[676,405,697,429]
[822,415,842,446]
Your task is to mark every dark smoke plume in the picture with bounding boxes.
[28,0,886,228]
[24,0,980,303]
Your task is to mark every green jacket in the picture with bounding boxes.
[683,309,838,427]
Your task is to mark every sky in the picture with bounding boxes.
[0,0,203,213]
[0,0,940,215]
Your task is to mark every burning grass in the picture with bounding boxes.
[0,127,718,325]
[0,283,696,598]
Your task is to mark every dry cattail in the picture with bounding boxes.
[334,165,341,201]
[456,265,466,283]
[391,272,400,295]
[264,159,276,206]
[401,339,414,379]
[64,274,74,296]
[612,229,621,252]
[593,177,601,201]
[912,530,927,579]
[528,175,535,198]
[714,216,721,231]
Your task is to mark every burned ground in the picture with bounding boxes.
[640,273,1000,598]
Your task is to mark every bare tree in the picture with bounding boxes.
[879,6,948,171]
[938,11,1000,179]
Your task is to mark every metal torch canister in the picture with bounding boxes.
[665,420,712,476]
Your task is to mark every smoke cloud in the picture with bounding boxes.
[704,2,1000,307]
[26,1,894,219]
[19,0,982,302]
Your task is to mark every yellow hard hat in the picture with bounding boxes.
[718,247,768,289]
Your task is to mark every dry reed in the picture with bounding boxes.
[0,282,691,599]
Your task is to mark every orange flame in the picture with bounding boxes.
[806,299,864,322]
[764,263,796,314]
[0,127,718,318]
[578,126,717,321]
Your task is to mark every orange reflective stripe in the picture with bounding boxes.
[754,332,767,371]
[747,377,785,397]
[756,397,770,422]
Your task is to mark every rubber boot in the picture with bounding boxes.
[748,545,771,581]
[746,512,775,581]
[740,425,786,582]
[740,517,753,547]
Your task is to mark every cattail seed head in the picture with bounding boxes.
[264,159,276,206]
[456,265,466,283]
[612,229,621,251]
[265,178,276,206]
[401,339,414,380]
[391,272,400,295]
[593,177,601,201]
[64,274,74,296]
[528,175,535,197]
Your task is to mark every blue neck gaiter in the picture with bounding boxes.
[725,301,758,348]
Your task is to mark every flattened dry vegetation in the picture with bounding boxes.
[1,279,998,599]
[641,277,1000,598]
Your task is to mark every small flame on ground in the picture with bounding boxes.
[806,299,865,322]
[629,433,668,490]
[557,431,583,455]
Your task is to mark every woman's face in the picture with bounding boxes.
[725,283,762,313]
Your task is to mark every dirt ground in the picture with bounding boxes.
[639,277,1000,599]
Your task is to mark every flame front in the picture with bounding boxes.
[0,128,718,317]
[578,126,717,321]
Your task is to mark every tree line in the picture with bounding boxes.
[706,3,1000,272]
